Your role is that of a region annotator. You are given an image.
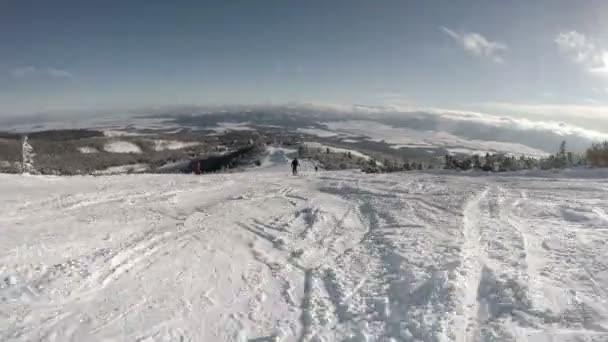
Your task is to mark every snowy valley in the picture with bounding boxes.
[1,166,608,341]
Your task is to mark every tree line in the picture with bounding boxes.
[443,140,607,171]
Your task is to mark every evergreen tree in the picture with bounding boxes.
[557,140,567,168]
[298,145,307,157]
[21,135,36,174]
[472,154,482,169]
[444,154,452,169]
[483,153,494,171]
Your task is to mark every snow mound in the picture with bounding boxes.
[78,146,99,154]
[152,140,199,151]
[103,141,142,154]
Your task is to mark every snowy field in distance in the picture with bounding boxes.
[103,141,142,154]
[77,146,99,154]
[297,127,339,138]
[93,163,150,175]
[210,122,253,133]
[304,141,377,162]
[102,130,148,138]
[323,120,549,157]
[1,169,608,341]
[152,140,199,151]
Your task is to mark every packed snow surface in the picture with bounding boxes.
[103,141,142,154]
[1,170,608,341]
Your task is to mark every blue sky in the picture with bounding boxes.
[2,1,608,130]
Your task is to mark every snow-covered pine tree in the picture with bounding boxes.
[557,140,567,168]
[21,135,36,174]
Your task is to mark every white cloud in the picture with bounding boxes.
[10,66,74,80]
[46,68,74,79]
[541,92,555,98]
[10,66,37,78]
[441,27,508,63]
[299,101,608,141]
[475,101,608,121]
[554,31,608,74]
[373,92,413,108]
[583,98,600,104]
[429,106,608,141]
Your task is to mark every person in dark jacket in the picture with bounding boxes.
[291,158,300,175]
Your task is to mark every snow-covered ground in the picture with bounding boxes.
[297,127,359,140]
[102,130,148,138]
[93,163,150,175]
[253,146,318,173]
[210,122,253,133]
[304,142,377,162]
[297,128,340,138]
[103,141,142,154]
[446,148,493,156]
[77,146,99,154]
[323,120,549,158]
[257,146,297,169]
[1,170,608,341]
[152,140,199,151]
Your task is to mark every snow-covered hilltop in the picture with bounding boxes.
[1,169,608,341]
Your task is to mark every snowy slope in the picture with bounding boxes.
[304,142,377,162]
[1,170,608,341]
[253,146,318,173]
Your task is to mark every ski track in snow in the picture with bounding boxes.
[1,171,608,341]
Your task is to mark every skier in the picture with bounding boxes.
[315,165,319,172]
[291,158,300,175]
[193,160,201,175]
